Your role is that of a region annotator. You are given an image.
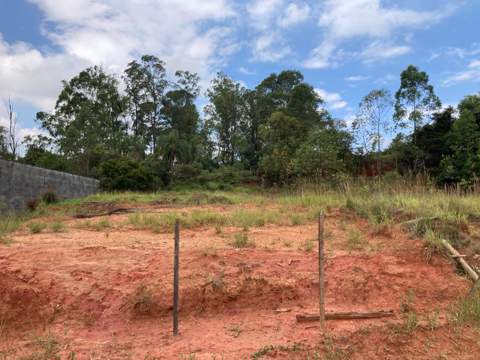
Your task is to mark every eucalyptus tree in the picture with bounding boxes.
[124,55,168,154]
[205,73,247,165]
[353,89,393,171]
[394,65,441,144]
[158,70,202,179]
[36,66,127,175]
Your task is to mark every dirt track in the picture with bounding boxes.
[1,205,478,359]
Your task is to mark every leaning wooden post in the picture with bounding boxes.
[173,219,180,336]
[318,212,326,330]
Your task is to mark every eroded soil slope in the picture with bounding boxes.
[0,204,478,359]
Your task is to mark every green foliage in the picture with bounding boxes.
[23,331,61,360]
[50,222,65,233]
[394,65,441,140]
[42,191,58,204]
[16,56,480,188]
[353,88,393,155]
[100,158,156,191]
[452,294,480,326]
[346,228,366,250]
[232,231,254,248]
[438,100,480,186]
[28,222,47,234]
[36,66,127,176]
[259,111,304,184]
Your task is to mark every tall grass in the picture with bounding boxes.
[452,294,480,326]
[3,179,480,239]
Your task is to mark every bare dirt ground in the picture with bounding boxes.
[1,204,479,359]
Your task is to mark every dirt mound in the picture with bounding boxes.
[0,271,51,327]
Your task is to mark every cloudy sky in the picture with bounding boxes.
[0,0,479,139]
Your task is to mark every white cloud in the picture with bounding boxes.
[361,41,412,62]
[345,75,369,82]
[0,0,238,111]
[246,0,297,63]
[238,66,255,75]
[252,32,292,62]
[443,59,480,85]
[0,36,88,109]
[315,88,348,110]
[278,3,310,28]
[246,0,283,30]
[304,0,457,68]
[446,43,480,59]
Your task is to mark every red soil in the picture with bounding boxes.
[0,206,478,359]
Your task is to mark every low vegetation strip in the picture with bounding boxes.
[2,184,480,238]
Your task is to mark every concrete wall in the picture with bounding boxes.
[0,159,99,213]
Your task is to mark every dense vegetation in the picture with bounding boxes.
[2,56,480,190]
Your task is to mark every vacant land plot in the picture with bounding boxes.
[1,188,480,359]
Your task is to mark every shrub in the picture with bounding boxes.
[346,228,367,250]
[28,222,47,234]
[232,231,254,248]
[42,191,58,204]
[130,284,155,316]
[51,222,65,233]
[452,294,480,326]
[26,199,40,212]
[100,158,156,191]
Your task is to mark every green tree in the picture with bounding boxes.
[293,126,352,181]
[124,55,168,155]
[0,126,7,158]
[258,111,304,184]
[36,66,127,176]
[439,98,480,185]
[415,107,455,176]
[22,134,71,171]
[458,94,480,123]
[158,71,201,182]
[353,89,393,174]
[205,73,246,165]
[394,65,441,143]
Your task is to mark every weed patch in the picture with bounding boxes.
[452,294,480,326]
[346,228,367,250]
[28,222,47,234]
[232,231,255,248]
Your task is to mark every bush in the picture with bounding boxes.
[26,199,40,212]
[42,191,58,204]
[100,158,156,191]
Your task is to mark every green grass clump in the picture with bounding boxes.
[452,294,480,326]
[230,209,273,228]
[50,222,66,233]
[423,228,444,262]
[0,216,23,238]
[189,210,228,227]
[301,239,315,252]
[289,213,306,226]
[92,218,111,231]
[128,210,227,233]
[346,228,367,250]
[232,231,255,248]
[24,331,61,360]
[28,222,47,234]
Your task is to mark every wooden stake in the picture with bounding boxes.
[318,212,326,330]
[442,239,479,282]
[173,219,180,336]
[296,310,395,323]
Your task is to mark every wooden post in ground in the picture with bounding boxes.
[318,212,326,330]
[173,219,180,336]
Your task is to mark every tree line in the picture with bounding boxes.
[1,55,479,190]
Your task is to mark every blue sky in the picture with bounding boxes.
[1,0,479,141]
